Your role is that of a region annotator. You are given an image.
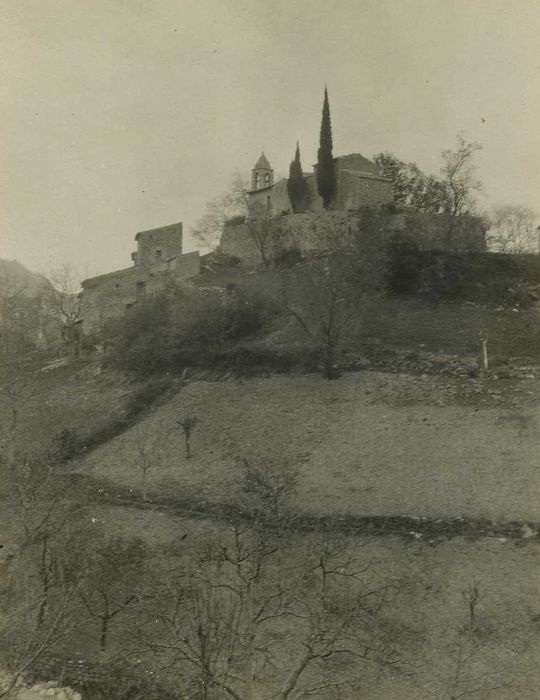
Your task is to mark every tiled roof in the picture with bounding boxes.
[254,152,272,170]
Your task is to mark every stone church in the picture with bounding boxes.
[219,149,486,263]
[246,151,393,215]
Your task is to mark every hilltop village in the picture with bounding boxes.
[79,149,403,333]
[79,92,488,334]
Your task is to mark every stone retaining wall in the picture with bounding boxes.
[220,209,487,265]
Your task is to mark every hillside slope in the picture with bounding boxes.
[0,259,53,297]
[75,371,540,522]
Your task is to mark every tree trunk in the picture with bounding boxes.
[36,536,50,629]
[322,341,341,380]
[142,469,148,501]
[481,337,489,372]
[100,616,109,651]
[279,648,313,699]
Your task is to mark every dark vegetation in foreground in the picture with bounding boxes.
[2,453,533,700]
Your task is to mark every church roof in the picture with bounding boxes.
[336,153,381,176]
[254,152,272,170]
[312,153,383,177]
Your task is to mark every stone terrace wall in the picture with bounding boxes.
[220,211,360,264]
[220,209,487,265]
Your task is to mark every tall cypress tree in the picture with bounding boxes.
[316,87,336,209]
[287,142,310,213]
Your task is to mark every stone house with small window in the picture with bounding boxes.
[79,222,199,334]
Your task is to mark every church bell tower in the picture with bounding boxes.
[251,152,274,190]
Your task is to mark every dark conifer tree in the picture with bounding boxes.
[316,87,336,209]
[287,142,310,213]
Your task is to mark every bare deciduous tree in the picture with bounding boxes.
[488,204,538,254]
[45,265,83,359]
[177,415,199,460]
[0,526,86,699]
[71,534,147,652]
[0,589,81,699]
[0,285,44,474]
[137,527,402,700]
[133,423,172,501]
[440,133,482,239]
[279,213,387,379]
[437,582,512,700]
[191,173,249,251]
[240,457,299,520]
[245,200,273,266]
[275,534,402,700]
[138,547,252,699]
[7,453,81,632]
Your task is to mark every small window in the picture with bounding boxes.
[156,249,162,260]
[264,172,270,185]
[136,281,146,300]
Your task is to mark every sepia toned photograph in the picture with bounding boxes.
[1,1,539,698]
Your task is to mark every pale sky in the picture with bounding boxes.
[1,0,539,282]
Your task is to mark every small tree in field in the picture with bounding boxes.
[240,457,300,519]
[437,582,511,700]
[133,423,172,500]
[178,415,199,459]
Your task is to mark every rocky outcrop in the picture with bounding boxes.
[0,673,81,700]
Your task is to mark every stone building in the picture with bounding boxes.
[246,151,393,215]
[220,150,487,264]
[80,222,199,334]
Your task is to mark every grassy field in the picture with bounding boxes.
[75,371,540,522]
[346,298,540,359]
[0,363,135,459]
